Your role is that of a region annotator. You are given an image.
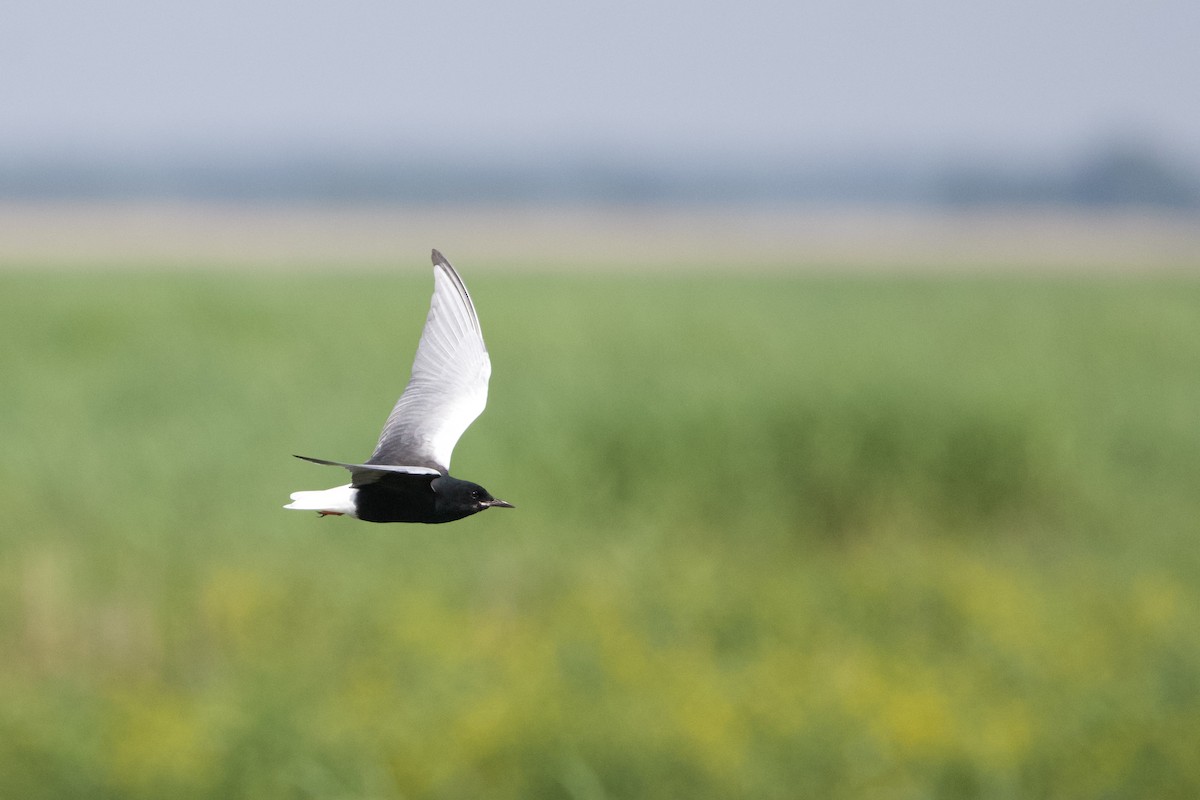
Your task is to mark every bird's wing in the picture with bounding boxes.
[365,250,491,473]
[294,455,440,486]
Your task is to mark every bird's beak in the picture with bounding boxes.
[488,499,515,509]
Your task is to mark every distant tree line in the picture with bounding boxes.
[1,141,1196,208]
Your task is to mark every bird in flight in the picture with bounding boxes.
[285,249,513,523]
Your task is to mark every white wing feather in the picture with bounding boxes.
[366,250,491,472]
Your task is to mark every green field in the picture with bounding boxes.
[1,268,1198,799]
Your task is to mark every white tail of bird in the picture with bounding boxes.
[284,484,358,517]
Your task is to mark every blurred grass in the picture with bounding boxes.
[1,267,1198,799]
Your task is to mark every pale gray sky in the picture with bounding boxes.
[3,0,1198,163]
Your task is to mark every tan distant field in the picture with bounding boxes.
[2,201,1199,273]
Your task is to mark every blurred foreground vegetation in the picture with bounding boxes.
[1,267,1198,799]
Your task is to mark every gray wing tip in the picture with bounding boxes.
[431,249,465,286]
[294,454,336,466]
[430,249,462,284]
[427,249,478,323]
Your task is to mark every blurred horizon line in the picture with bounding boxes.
[4,201,1199,274]
[3,138,1199,211]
